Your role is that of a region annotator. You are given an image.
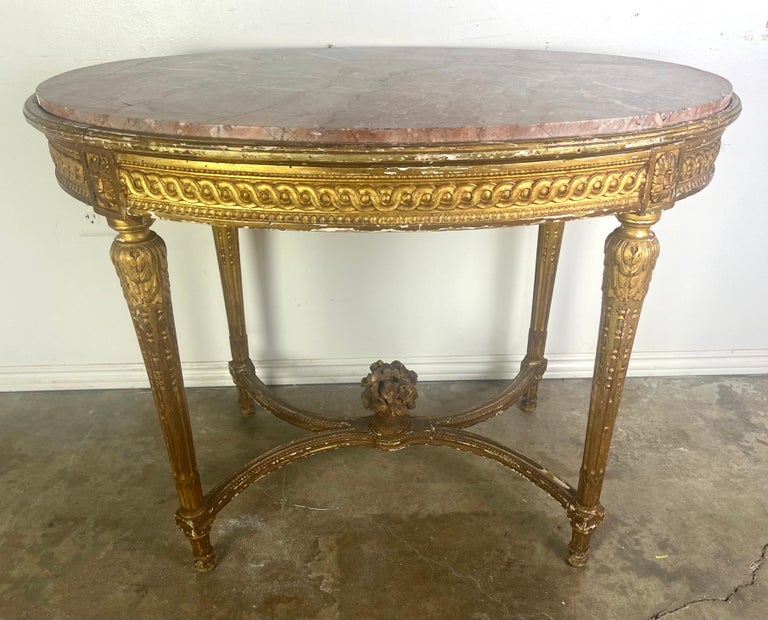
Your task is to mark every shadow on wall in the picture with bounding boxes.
[237,225,540,383]
[244,229,280,370]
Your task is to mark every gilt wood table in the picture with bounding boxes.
[25,48,739,571]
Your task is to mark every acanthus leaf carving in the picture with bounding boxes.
[605,235,660,303]
[648,149,679,206]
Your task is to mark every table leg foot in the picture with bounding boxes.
[177,509,217,572]
[566,533,591,567]
[518,391,538,412]
[190,534,217,572]
[565,501,604,567]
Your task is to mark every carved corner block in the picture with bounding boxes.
[643,147,680,211]
[83,147,124,217]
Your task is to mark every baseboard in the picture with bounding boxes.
[1,350,766,392]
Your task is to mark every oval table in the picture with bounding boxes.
[24,48,740,571]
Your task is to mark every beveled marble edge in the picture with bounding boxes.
[34,48,734,146]
[36,95,733,145]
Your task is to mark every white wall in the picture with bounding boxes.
[2,1,767,390]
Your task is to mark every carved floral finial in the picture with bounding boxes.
[361,360,418,435]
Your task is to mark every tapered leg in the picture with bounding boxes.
[109,216,215,571]
[567,212,661,566]
[212,226,256,416]
[520,221,565,412]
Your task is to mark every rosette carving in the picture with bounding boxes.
[648,149,679,206]
[361,360,418,436]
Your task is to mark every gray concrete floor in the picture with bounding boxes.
[0,376,766,619]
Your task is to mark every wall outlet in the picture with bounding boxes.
[80,209,113,237]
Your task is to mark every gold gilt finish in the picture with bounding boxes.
[211,226,256,418]
[520,220,565,412]
[24,92,740,572]
[28,97,737,230]
[108,216,216,571]
[568,211,662,566]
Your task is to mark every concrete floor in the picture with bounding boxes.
[0,375,766,619]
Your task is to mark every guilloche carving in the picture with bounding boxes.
[118,167,646,212]
[23,59,739,570]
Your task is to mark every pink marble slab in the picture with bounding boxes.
[35,48,733,145]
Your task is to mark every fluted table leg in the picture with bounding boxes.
[520,221,564,412]
[109,216,215,572]
[212,226,256,417]
[568,212,661,566]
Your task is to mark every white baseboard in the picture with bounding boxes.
[1,350,766,392]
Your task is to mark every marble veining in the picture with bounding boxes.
[35,48,733,144]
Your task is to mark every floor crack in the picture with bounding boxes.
[647,542,768,619]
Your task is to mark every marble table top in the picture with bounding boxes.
[35,48,733,145]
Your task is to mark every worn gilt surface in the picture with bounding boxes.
[27,96,739,229]
[24,91,739,572]
[211,226,255,417]
[109,218,216,570]
[520,220,565,412]
[115,158,647,228]
[361,360,419,439]
[567,212,661,566]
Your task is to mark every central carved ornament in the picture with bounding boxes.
[361,360,418,436]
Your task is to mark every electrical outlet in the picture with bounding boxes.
[80,209,113,237]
